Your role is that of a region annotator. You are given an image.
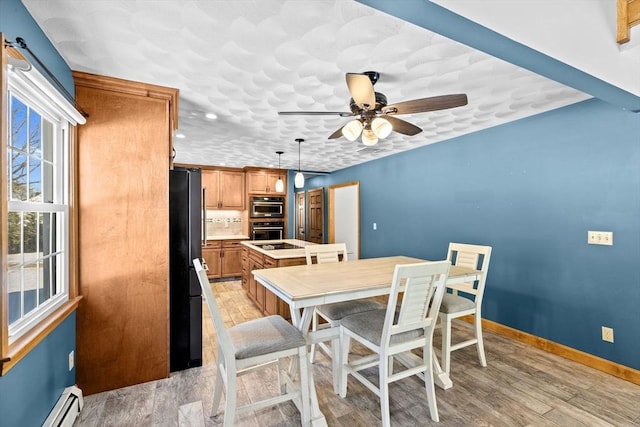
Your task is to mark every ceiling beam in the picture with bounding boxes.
[618,0,640,44]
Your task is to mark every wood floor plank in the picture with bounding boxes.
[74,279,640,427]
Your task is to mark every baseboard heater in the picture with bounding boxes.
[43,385,83,427]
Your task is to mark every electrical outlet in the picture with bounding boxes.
[601,326,614,343]
[588,231,613,246]
[68,350,75,371]
[373,222,377,230]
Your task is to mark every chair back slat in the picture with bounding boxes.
[446,243,492,298]
[384,261,450,342]
[194,258,234,356]
[305,243,348,265]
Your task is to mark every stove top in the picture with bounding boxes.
[254,242,304,250]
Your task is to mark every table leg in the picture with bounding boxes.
[289,306,328,427]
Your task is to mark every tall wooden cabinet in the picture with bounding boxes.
[73,71,178,395]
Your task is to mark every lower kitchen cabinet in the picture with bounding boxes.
[202,242,221,278]
[203,239,244,279]
[242,245,305,319]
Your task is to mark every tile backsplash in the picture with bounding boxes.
[205,210,245,238]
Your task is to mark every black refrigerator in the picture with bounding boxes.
[169,167,203,371]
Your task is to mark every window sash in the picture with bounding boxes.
[5,73,70,343]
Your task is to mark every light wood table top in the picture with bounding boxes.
[253,255,481,309]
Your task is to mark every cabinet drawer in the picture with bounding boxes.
[263,257,277,269]
[248,250,264,264]
[223,240,243,248]
[203,241,222,249]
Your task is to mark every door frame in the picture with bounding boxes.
[295,190,305,241]
[328,181,360,259]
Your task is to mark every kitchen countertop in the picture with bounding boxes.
[241,239,316,259]
[206,235,250,241]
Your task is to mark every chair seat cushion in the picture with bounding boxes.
[341,309,422,346]
[229,315,306,359]
[317,299,384,321]
[439,294,475,314]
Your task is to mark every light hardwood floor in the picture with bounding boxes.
[75,279,640,426]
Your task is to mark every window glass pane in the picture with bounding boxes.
[29,110,42,156]
[39,212,51,257]
[39,257,52,305]
[24,211,38,259]
[43,162,54,203]
[10,151,28,201]
[52,253,61,296]
[29,157,42,202]
[7,267,21,325]
[8,211,22,257]
[10,96,27,151]
[42,120,54,163]
[23,262,38,315]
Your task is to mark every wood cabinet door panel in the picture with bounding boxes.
[202,170,221,209]
[221,247,242,277]
[220,171,244,209]
[202,247,221,278]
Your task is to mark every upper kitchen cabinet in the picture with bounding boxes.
[245,168,287,194]
[202,168,245,210]
[72,71,178,395]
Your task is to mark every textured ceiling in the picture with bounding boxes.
[23,0,591,173]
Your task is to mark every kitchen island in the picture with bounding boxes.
[241,239,316,319]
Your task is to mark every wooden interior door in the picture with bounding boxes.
[307,187,324,243]
[295,191,305,240]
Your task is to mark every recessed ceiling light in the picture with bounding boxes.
[175,133,185,139]
[205,113,217,120]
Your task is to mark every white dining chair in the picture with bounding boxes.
[439,243,492,375]
[194,259,311,426]
[338,261,450,426]
[305,244,384,393]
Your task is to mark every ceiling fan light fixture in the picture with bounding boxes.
[342,119,363,141]
[362,128,378,146]
[371,117,392,139]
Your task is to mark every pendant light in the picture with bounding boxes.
[275,151,284,193]
[294,138,305,188]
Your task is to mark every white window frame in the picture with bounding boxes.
[4,61,84,343]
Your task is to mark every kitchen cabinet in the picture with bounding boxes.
[202,169,245,209]
[221,240,243,277]
[245,168,287,194]
[202,242,222,279]
[241,244,306,319]
[203,239,244,279]
[73,71,178,394]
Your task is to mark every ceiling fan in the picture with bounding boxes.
[278,71,468,146]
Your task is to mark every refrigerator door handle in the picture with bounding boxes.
[202,187,207,245]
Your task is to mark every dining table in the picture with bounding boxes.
[252,255,483,426]
[252,255,483,427]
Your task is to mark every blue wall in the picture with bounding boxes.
[0,0,75,94]
[1,0,77,425]
[0,314,76,427]
[308,98,640,370]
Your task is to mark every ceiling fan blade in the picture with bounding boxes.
[383,116,423,136]
[278,111,353,117]
[328,126,344,139]
[346,73,375,110]
[384,94,468,115]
